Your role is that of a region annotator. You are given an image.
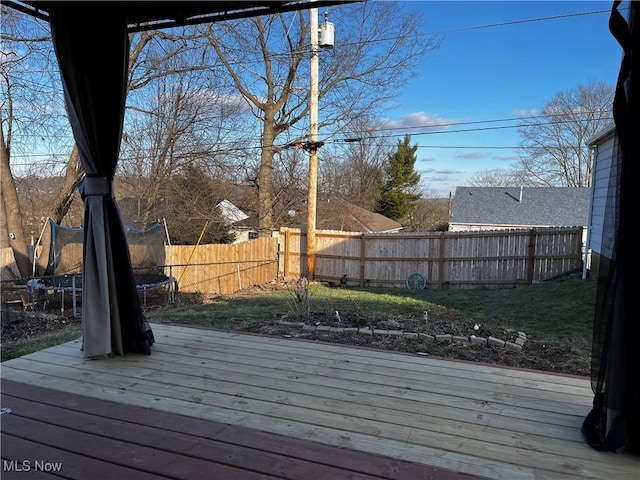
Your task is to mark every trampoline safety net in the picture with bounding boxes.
[31,218,175,301]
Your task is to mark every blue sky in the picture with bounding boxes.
[9,1,622,201]
[378,1,623,197]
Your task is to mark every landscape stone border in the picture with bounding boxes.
[277,320,527,351]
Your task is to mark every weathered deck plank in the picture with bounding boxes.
[1,381,474,480]
[2,436,151,480]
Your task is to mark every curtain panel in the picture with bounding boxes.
[49,5,154,358]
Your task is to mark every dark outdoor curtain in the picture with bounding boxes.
[48,5,154,358]
[582,0,639,452]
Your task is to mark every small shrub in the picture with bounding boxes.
[344,291,368,327]
[285,277,311,318]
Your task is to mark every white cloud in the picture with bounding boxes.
[513,108,539,118]
[419,168,464,175]
[382,111,456,130]
[217,93,252,114]
[455,152,484,159]
[493,154,519,161]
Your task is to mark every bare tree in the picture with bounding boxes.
[406,197,449,232]
[117,30,250,226]
[47,145,82,223]
[162,164,235,245]
[270,147,309,226]
[2,13,250,271]
[517,81,614,187]
[469,168,529,188]
[205,1,438,234]
[320,119,388,211]
[0,125,31,276]
[3,2,438,260]
[1,9,82,277]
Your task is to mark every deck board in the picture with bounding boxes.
[1,381,475,480]
[2,323,638,480]
[4,350,601,467]
[3,396,394,480]
[47,341,585,439]
[1,436,137,480]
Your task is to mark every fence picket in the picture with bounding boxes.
[2,226,584,297]
[277,226,584,290]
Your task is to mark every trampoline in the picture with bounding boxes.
[29,218,177,315]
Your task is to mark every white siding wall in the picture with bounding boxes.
[450,223,536,232]
[587,132,618,260]
[231,229,259,243]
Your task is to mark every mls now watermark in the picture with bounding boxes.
[3,459,63,473]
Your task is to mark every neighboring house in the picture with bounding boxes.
[584,123,618,279]
[448,186,591,232]
[448,186,591,264]
[217,199,259,243]
[221,197,403,241]
[313,197,403,233]
[217,199,249,224]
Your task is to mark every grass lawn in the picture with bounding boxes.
[1,326,82,362]
[150,274,596,344]
[2,274,597,375]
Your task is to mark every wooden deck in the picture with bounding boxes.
[1,323,639,480]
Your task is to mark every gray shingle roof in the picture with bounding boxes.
[450,187,591,227]
[317,197,403,233]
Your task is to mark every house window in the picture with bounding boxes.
[248,231,259,240]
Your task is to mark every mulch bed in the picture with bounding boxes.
[1,295,590,377]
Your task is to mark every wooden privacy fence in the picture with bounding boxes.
[1,248,20,281]
[277,226,584,289]
[3,227,583,297]
[167,237,278,295]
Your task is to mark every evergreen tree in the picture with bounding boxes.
[376,135,421,221]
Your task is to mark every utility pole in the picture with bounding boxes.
[306,7,319,280]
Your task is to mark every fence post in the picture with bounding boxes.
[283,228,290,278]
[360,234,366,286]
[438,233,445,289]
[526,229,536,284]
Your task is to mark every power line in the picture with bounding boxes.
[356,143,573,150]
[328,117,614,144]
[420,9,613,37]
[11,109,612,144]
[7,7,616,72]
[243,8,618,60]
[4,144,590,174]
[327,111,613,136]
[282,8,617,58]
[220,7,618,67]
[9,124,609,163]
[9,116,612,161]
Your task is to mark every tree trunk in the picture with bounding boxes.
[258,112,276,236]
[0,130,33,278]
[47,145,83,223]
[0,193,9,249]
